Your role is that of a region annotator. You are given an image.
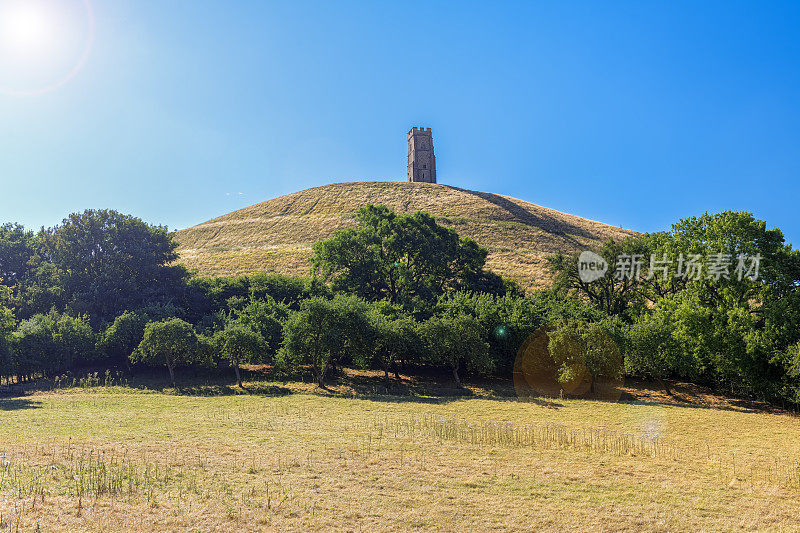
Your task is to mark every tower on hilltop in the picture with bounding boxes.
[407,127,436,183]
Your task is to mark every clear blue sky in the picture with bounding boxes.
[1,0,799,246]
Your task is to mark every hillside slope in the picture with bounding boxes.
[174,181,637,291]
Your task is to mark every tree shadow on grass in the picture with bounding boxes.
[316,369,569,406]
[0,398,41,411]
[7,365,779,415]
[616,379,778,414]
[174,383,292,397]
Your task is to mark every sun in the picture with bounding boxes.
[0,1,55,57]
[0,0,94,96]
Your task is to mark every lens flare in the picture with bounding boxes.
[513,321,624,402]
[1,2,53,54]
[0,0,95,96]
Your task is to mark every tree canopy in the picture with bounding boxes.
[278,294,375,387]
[38,209,187,325]
[311,205,510,309]
[132,318,200,387]
[213,324,267,387]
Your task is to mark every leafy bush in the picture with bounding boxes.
[419,315,492,387]
[436,291,612,375]
[0,302,15,382]
[787,343,800,379]
[784,343,800,402]
[186,274,329,323]
[547,320,623,395]
[371,313,424,382]
[248,273,329,309]
[98,304,184,364]
[13,311,94,377]
[97,311,149,364]
[230,296,289,361]
[0,330,13,384]
[278,295,375,387]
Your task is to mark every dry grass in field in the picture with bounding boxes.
[1,375,799,532]
[174,182,637,291]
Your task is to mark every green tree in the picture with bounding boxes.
[213,324,267,387]
[0,297,16,384]
[13,311,94,378]
[132,318,200,387]
[546,320,623,395]
[0,335,12,385]
[420,315,492,387]
[98,304,182,365]
[551,210,800,402]
[639,212,798,398]
[54,313,96,367]
[550,236,653,319]
[185,274,328,324]
[278,295,375,387]
[785,342,800,402]
[98,311,148,365]
[624,306,685,395]
[16,256,65,319]
[248,273,329,309]
[311,205,508,309]
[438,292,541,375]
[0,223,35,288]
[436,291,610,375]
[0,225,64,319]
[38,209,187,325]
[371,313,423,383]
[231,296,289,361]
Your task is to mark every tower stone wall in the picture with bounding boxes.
[407,127,436,183]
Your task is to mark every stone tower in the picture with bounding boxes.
[407,127,436,183]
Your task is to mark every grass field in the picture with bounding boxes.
[1,372,799,532]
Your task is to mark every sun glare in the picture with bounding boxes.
[0,2,54,56]
[0,0,94,96]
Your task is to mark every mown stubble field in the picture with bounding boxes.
[1,379,799,531]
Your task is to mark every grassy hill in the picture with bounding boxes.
[175,181,637,290]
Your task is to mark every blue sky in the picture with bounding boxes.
[1,0,799,246]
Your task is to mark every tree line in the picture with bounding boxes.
[550,211,800,400]
[0,206,798,403]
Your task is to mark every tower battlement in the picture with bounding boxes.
[407,127,436,183]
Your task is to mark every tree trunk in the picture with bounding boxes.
[315,363,328,389]
[167,364,176,388]
[234,364,243,388]
[452,366,462,388]
[656,377,672,395]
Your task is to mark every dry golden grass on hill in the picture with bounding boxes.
[174,182,637,290]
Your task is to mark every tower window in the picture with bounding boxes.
[423,164,427,169]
